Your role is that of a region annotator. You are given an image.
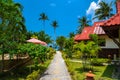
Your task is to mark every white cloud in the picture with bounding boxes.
[86,1,99,15]
[98,0,102,4]
[68,1,72,4]
[86,0,114,23]
[77,15,80,18]
[50,3,56,7]
[86,0,102,23]
[86,0,103,15]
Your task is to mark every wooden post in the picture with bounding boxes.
[119,26,120,60]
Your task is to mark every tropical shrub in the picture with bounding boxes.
[56,36,66,50]
[26,70,40,80]
[91,58,109,66]
[64,38,74,58]
[18,43,47,66]
[46,47,56,59]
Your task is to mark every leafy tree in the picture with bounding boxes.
[74,40,101,71]
[90,34,99,44]
[31,35,38,39]
[0,0,26,72]
[26,31,52,44]
[77,16,90,34]
[64,38,74,58]
[89,34,102,58]
[37,31,52,44]
[26,31,34,39]
[93,1,114,20]
[56,36,66,50]
[73,41,87,70]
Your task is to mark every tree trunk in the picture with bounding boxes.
[43,21,45,31]
[118,27,120,61]
[54,28,56,49]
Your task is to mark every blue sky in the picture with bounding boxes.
[14,0,115,39]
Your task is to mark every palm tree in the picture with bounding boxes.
[39,12,49,30]
[77,16,90,33]
[51,20,58,40]
[69,32,75,38]
[93,1,114,20]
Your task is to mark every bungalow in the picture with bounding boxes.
[100,0,120,58]
[74,21,119,58]
[74,1,120,58]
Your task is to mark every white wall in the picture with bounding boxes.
[99,35,119,49]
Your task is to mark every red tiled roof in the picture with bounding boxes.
[75,1,120,41]
[74,22,105,41]
[117,1,120,14]
[100,13,120,27]
[74,27,94,41]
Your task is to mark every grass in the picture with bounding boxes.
[65,59,114,80]
[0,60,51,80]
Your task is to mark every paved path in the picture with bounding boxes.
[39,51,71,80]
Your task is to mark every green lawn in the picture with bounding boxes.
[65,59,114,80]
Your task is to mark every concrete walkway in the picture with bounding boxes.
[39,51,71,80]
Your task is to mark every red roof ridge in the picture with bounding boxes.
[100,13,120,27]
[74,21,105,41]
[93,21,105,27]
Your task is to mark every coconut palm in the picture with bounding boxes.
[77,16,90,33]
[69,32,75,38]
[51,20,58,40]
[93,1,114,20]
[39,12,49,30]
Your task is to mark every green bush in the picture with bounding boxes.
[26,70,40,80]
[65,59,76,77]
[47,47,56,59]
[91,58,109,66]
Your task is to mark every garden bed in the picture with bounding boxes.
[65,59,114,80]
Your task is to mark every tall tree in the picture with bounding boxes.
[77,16,90,34]
[51,20,58,43]
[64,38,74,58]
[0,0,26,72]
[56,36,66,50]
[93,1,114,20]
[69,32,75,38]
[39,12,49,30]
[37,31,52,44]
[26,31,52,44]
